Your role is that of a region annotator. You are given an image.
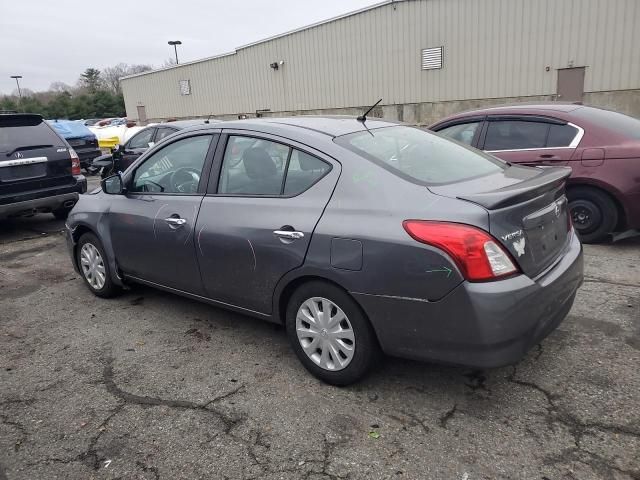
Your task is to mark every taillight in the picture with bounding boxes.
[69,148,81,175]
[402,220,519,282]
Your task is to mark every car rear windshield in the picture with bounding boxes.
[573,107,640,140]
[0,116,63,153]
[335,126,505,185]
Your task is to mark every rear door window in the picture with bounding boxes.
[436,121,482,145]
[335,126,504,185]
[547,123,579,147]
[218,136,289,195]
[484,120,549,150]
[283,150,331,195]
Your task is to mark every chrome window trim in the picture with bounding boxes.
[485,122,584,153]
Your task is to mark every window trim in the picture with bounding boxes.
[125,132,219,196]
[481,116,584,152]
[209,131,333,199]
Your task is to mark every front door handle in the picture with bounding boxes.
[538,154,561,160]
[273,230,304,240]
[165,216,186,227]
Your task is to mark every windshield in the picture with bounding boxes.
[335,126,504,185]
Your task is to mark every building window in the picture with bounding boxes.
[421,47,443,70]
[179,80,191,95]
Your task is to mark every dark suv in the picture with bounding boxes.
[0,113,87,220]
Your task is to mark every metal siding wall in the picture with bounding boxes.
[121,0,640,120]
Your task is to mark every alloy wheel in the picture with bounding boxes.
[80,243,106,290]
[296,297,355,371]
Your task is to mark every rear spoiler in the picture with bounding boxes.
[456,167,572,209]
[0,113,44,127]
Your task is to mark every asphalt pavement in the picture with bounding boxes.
[1,181,638,479]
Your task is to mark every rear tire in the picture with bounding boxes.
[76,233,120,298]
[567,187,618,244]
[286,281,379,386]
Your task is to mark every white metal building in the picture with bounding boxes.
[121,0,640,124]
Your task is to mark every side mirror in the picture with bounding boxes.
[102,173,124,195]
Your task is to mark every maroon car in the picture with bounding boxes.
[430,104,640,243]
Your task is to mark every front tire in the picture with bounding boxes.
[52,207,72,220]
[568,187,618,244]
[76,233,119,298]
[286,281,379,386]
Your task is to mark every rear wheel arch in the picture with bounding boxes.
[566,182,626,230]
[275,275,380,345]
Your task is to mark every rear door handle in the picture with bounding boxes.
[165,216,186,227]
[273,230,304,240]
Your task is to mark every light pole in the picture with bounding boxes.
[168,40,182,64]
[10,75,23,99]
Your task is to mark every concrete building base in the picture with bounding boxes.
[147,89,640,125]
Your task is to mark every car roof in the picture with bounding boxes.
[189,115,399,138]
[159,119,220,129]
[431,103,589,126]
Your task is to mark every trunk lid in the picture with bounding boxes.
[0,114,74,199]
[429,165,572,278]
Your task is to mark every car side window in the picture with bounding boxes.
[128,129,154,149]
[547,123,579,147]
[131,135,212,194]
[218,136,289,195]
[284,150,331,195]
[436,122,481,145]
[484,121,549,150]
[155,127,177,142]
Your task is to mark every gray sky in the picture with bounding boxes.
[0,0,379,95]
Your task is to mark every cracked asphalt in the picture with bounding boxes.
[1,184,639,479]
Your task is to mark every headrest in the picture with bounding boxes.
[242,148,277,179]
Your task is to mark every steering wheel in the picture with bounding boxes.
[169,167,201,193]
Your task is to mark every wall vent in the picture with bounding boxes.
[179,80,191,95]
[421,47,443,70]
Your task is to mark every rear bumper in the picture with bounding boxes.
[353,231,584,368]
[76,148,102,167]
[0,176,87,218]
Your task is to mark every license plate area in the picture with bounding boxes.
[523,197,569,264]
[0,157,48,182]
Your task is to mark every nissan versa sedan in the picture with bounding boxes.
[65,117,583,385]
[430,104,640,243]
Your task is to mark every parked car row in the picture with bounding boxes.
[92,119,218,177]
[47,119,101,171]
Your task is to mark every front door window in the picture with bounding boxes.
[132,135,212,194]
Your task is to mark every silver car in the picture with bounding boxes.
[66,117,583,385]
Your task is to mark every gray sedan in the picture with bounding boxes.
[65,116,583,385]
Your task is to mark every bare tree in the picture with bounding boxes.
[162,57,178,68]
[102,63,152,94]
[49,81,72,93]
